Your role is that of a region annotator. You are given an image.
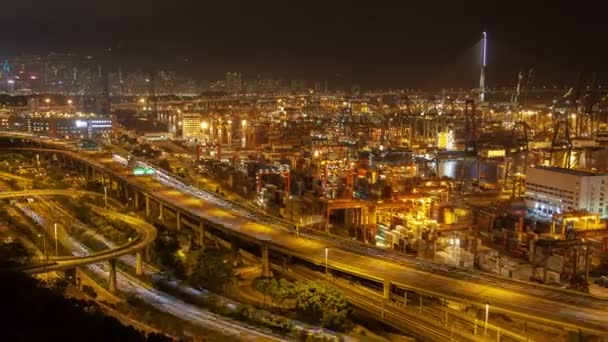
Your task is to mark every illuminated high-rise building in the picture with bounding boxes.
[225,72,242,93]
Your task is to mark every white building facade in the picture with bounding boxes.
[525,166,608,218]
[181,112,202,141]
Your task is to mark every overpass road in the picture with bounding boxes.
[0,190,157,274]
[2,136,608,336]
[9,188,287,342]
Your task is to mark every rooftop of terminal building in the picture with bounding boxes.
[26,112,107,118]
[531,165,607,177]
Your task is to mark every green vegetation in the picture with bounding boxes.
[158,158,171,172]
[146,226,306,337]
[186,245,235,292]
[118,134,138,146]
[57,199,138,246]
[149,224,184,277]
[256,277,297,307]
[150,224,235,292]
[0,210,47,255]
[85,180,104,193]
[0,241,30,268]
[255,278,352,331]
[0,152,27,173]
[32,166,70,189]
[151,277,298,337]
[4,178,21,190]
[295,281,351,331]
[132,143,162,160]
[175,167,188,179]
[119,295,240,341]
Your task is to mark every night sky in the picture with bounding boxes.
[1,1,606,89]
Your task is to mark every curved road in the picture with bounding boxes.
[2,137,608,336]
[0,190,157,274]
[11,189,286,342]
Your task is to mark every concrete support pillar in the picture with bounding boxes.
[176,211,181,230]
[124,187,129,204]
[159,203,164,222]
[145,196,150,217]
[108,259,117,293]
[325,208,331,234]
[261,243,270,277]
[85,165,90,179]
[92,167,96,180]
[135,251,143,276]
[383,279,391,300]
[145,244,151,262]
[198,222,205,248]
[134,191,139,209]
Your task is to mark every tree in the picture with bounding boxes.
[0,242,30,268]
[176,167,188,179]
[276,278,297,305]
[256,277,272,305]
[5,178,19,190]
[255,278,296,307]
[235,304,257,322]
[158,159,171,172]
[188,247,234,293]
[184,245,202,279]
[151,225,183,277]
[294,281,351,331]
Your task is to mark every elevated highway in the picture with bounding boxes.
[1,135,607,338]
[1,189,287,342]
[0,190,156,284]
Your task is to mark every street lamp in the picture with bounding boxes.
[297,217,302,237]
[54,223,58,256]
[484,302,490,336]
[324,247,329,277]
[104,185,108,208]
[38,234,47,262]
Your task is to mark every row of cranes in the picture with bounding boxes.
[317,71,605,169]
[525,72,605,169]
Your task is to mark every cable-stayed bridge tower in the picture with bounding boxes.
[479,31,487,102]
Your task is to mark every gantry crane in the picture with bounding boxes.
[256,165,290,195]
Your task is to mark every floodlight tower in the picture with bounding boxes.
[479,31,487,102]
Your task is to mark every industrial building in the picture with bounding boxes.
[26,112,114,139]
[181,112,203,141]
[525,166,608,218]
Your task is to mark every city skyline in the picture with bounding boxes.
[1,1,607,89]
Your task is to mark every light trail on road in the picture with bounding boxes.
[15,199,286,341]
